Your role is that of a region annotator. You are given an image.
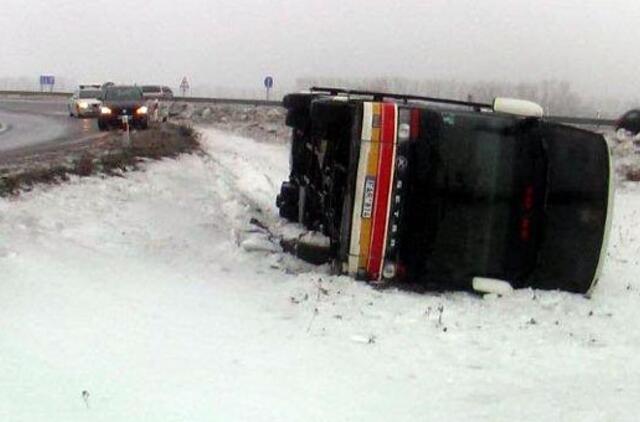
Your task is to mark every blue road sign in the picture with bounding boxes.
[39,75,55,86]
[264,76,273,89]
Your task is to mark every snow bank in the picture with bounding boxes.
[1,128,640,421]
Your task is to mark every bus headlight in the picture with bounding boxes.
[382,262,396,279]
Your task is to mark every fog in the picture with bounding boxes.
[1,0,639,104]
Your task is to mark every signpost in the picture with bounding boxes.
[39,74,55,92]
[264,76,273,101]
[180,76,190,97]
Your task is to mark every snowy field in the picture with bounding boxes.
[1,128,640,421]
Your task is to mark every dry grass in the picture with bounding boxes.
[0,123,200,196]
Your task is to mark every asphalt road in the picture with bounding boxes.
[0,98,103,154]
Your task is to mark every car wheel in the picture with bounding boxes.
[310,100,351,132]
[284,93,316,129]
[280,237,332,265]
[285,109,309,128]
[276,182,300,222]
[283,93,316,111]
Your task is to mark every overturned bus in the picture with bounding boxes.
[277,88,613,295]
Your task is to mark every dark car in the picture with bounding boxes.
[616,109,640,134]
[141,85,174,100]
[98,86,149,131]
[276,88,613,295]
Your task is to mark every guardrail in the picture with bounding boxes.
[170,96,282,107]
[544,115,617,127]
[0,90,282,107]
[0,90,618,127]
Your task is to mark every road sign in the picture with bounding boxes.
[180,77,190,96]
[39,74,55,92]
[264,76,274,100]
[39,75,55,85]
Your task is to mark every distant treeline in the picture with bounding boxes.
[295,77,636,118]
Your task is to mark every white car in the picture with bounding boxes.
[67,87,103,118]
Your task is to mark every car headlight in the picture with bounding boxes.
[78,102,89,109]
[136,106,148,115]
[100,107,112,115]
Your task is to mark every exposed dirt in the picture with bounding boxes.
[607,130,640,183]
[0,123,200,196]
[164,102,290,144]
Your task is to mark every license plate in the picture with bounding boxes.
[361,176,376,218]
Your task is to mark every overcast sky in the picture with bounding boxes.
[1,0,638,99]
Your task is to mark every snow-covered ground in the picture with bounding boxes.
[1,128,640,421]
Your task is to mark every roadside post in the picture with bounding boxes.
[121,115,131,147]
[152,99,160,122]
[264,76,273,101]
[180,77,190,97]
[39,75,55,93]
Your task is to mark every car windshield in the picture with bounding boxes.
[105,87,143,101]
[79,90,101,99]
[142,86,162,93]
[403,111,547,287]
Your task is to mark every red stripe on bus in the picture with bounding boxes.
[367,103,396,279]
[410,108,421,140]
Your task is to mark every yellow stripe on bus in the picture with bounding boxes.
[358,102,381,271]
[348,102,373,275]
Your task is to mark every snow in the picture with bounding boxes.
[1,128,640,421]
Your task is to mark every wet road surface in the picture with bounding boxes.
[0,98,103,153]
